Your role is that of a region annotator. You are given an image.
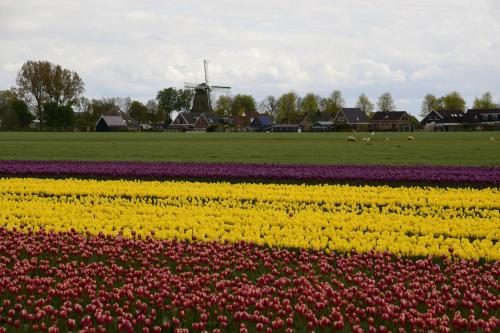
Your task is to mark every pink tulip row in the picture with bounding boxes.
[0,228,498,333]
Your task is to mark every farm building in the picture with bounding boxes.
[420,110,465,131]
[95,115,136,132]
[333,108,369,131]
[370,111,413,131]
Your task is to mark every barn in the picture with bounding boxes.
[95,115,129,132]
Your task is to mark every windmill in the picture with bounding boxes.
[184,60,231,113]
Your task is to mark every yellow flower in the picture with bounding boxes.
[0,177,498,260]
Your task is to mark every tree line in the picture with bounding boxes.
[1,59,499,130]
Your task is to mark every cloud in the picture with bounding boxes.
[0,0,499,116]
[411,65,446,81]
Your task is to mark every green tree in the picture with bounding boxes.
[146,99,163,122]
[0,90,34,130]
[11,99,34,128]
[16,60,84,129]
[177,89,194,112]
[377,92,396,112]
[318,97,330,113]
[91,98,121,116]
[473,92,496,109]
[420,94,439,118]
[214,95,233,116]
[156,88,179,124]
[156,88,194,124]
[300,93,319,117]
[230,94,256,116]
[355,93,374,116]
[128,100,149,123]
[438,91,466,111]
[43,102,74,129]
[0,90,15,120]
[277,91,299,123]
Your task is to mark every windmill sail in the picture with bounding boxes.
[184,60,231,113]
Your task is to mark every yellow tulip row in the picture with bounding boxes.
[0,177,499,260]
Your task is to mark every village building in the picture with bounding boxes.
[150,121,165,131]
[370,111,413,131]
[193,113,227,131]
[272,124,303,132]
[420,109,465,131]
[168,112,201,131]
[332,108,369,132]
[463,108,500,130]
[300,112,334,132]
[249,114,273,132]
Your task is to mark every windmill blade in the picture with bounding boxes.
[184,82,200,89]
[204,59,209,85]
[211,85,231,93]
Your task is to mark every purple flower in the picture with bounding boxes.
[0,160,498,185]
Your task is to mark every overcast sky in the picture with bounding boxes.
[1,0,500,116]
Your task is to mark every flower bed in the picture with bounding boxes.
[0,160,499,185]
[0,158,499,332]
[0,228,498,333]
[1,177,498,260]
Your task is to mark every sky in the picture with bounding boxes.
[1,0,500,117]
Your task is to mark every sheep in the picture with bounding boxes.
[347,136,357,142]
[407,136,415,141]
[489,137,496,143]
[385,137,390,141]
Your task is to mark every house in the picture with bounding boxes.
[95,115,129,132]
[463,109,500,130]
[230,115,250,130]
[140,123,152,131]
[300,112,334,132]
[168,112,201,131]
[193,113,227,131]
[333,108,369,131]
[249,114,273,132]
[150,121,165,131]
[370,111,413,131]
[272,124,303,132]
[420,109,465,131]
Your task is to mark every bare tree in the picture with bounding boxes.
[258,95,278,120]
[330,90,345,112]
[420,94,439,118]
[377,92,396,112]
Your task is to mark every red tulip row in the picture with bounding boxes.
[0,228,498,333]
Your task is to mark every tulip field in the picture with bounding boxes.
[0,160,499,332]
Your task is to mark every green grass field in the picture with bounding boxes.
[0,131,499,166]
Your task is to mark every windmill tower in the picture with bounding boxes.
[184,60,231,113]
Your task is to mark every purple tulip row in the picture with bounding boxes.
[0,160,499,185]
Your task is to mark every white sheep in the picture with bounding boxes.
[347,136,357,142]
[408,135,415,141]
[489,137,496,143]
